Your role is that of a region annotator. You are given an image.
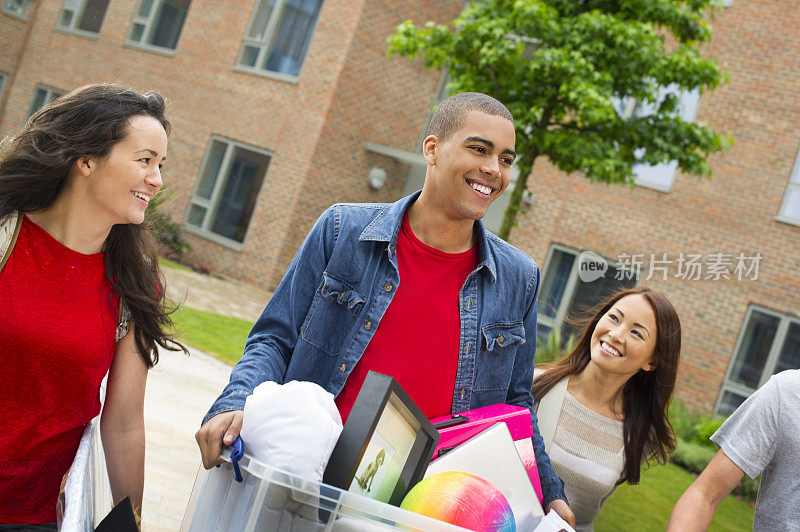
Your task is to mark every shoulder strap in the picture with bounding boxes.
[115,300,131,341]
[536,376,569,453]
[0,211,23,272]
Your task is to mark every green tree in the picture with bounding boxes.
[388,0,729,240]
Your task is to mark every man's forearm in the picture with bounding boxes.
[668,448,745,531]
[528,407,566,504]
[202,340,289,425]
[667,484,719,532]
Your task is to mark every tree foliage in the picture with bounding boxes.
[388,0,730,240]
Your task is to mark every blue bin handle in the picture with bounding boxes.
[231,436,244,483]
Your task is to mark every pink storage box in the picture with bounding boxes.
[430,404,544,505]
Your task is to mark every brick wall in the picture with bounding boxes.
[0,6,34,119]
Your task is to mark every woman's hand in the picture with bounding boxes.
[546,498,576,529]
[100,324,149,515]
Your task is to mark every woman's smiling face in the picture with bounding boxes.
[589,294,658,378]
[84,114,167,226]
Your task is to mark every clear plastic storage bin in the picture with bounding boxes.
[181,451,470,531]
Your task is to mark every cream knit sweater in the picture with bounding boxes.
[543,391,625,532]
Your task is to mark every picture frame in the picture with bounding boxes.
[323,371,440,506]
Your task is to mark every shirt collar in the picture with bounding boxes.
[358,191,498,282]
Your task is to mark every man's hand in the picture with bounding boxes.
[545,498,576,529]
[195,410,244,469]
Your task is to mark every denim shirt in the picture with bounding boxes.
[204,191,567,505]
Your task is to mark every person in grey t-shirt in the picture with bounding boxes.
[667,369,800,531]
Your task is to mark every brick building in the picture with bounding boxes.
[0,0,462,282]
[1,0,797,414]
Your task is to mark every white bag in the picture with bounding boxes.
[57,375,113,531]
[239,380,343,483]
[57,416,113,531]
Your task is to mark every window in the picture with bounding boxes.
[186,137,271,246]
[29,86,66,117]
[716,307,800,416]
[58,0,109,34]
[3,0,33,19]
[777,147,800,225]
[238,0,323,78]
[128,0,190,51]
[537,245,637,344]
[0,72,7,104]
[614,85,701,192]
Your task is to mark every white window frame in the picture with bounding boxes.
[538,245,583,336]
[126,0,190,54]
[29,85,65,117]
[234,0,323,82]
[184,136,272,251]
[776,147,800,226]
[56,0,109,36]
[615,85,701,193]
[2,0,33,20]
[537,244,639,338]
[715,306,800,416]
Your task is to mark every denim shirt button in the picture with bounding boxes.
[384,283,393,292]
[498,335,504,345]
[364,321,372,330]
[339,363,347,372]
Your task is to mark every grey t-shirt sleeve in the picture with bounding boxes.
[710,377,781,480]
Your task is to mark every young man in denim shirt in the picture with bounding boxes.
[196,92,574,525]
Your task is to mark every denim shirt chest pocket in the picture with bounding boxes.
[300,272,366,356]
[473,322,526,403]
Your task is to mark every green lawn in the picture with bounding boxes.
[595,462,754,531]
[171,305,253,365]
[159,256,194,272]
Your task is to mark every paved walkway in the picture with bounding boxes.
[139,267,272,531]
[163,266,273,323]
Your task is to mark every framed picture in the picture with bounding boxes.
[323,371,440,506]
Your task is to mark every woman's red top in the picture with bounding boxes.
[0,216,118,524]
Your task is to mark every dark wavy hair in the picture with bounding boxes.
[0,83,187,366]
[533,287,681,484]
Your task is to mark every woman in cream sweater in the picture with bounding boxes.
[533,287,681,531]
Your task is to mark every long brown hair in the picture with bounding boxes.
[0,84,187,366]
[533,287,681,484]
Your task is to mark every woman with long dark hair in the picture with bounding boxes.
[533,287,681,531]
[0,84,186,528]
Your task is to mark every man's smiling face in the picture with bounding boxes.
[423,110,516,222]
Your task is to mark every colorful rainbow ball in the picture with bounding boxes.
[400,471,515,531]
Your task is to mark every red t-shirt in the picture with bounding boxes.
[0,216,118,524]
[335,213,478,422]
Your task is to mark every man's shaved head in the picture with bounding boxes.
[427,92,514,142]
